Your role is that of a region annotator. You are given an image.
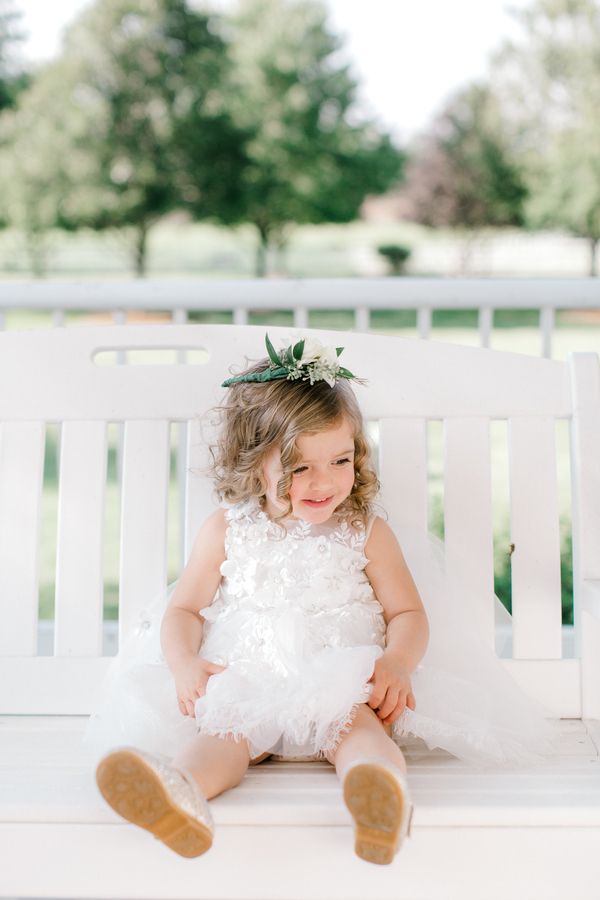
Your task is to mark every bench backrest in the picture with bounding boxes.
[0,324,598,717]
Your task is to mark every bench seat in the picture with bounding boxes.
[1,715,599,900]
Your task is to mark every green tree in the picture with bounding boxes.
[0,0,28,112]
[219,0,405,276]
[399,83,527,273]
[491,0,600,274]
[2,0,247,276]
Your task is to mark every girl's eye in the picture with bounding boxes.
[293,466,308,475]
[335,457,351,465]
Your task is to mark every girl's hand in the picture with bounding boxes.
[367,652,416,726]
[171,655,226,717]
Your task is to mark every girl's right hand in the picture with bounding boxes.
[172,655,226,717]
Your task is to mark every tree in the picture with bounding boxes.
[2,0,248,276]
[0,0,29,231]
[216,0,405,276]
[490,0,600,274]
[0,0,28,112]
[399,83,527,273]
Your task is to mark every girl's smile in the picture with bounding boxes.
[262,418,356,523]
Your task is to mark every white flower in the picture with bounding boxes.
[277,335,343,387]
[299,336,327,364]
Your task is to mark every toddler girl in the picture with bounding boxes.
[86,332,558,866]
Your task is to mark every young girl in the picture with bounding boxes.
[85,332,559,866]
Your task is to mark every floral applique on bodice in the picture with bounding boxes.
[199,496,386,658]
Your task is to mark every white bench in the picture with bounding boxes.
[1,323,599,900]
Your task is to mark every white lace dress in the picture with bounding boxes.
[83,496,561,768]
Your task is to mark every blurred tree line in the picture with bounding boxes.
[0,0,403,275]
[1,0,600,276]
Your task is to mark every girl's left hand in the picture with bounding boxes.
[367,652,416,726]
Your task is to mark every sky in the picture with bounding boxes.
[15,0,531,141]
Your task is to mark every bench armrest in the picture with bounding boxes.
[582,580,600,620]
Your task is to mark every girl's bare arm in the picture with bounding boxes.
[160,508,227,674]
[364,516,430,724]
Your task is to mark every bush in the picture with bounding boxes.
[377,243,412,275]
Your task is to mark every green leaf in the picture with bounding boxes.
[265,333,282,366]
[292,338,305,360]
[336,347,344,357]
[338,366,354,378]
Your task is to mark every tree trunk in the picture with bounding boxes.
[255,225,270,278]
[456,230,479,276]
[134,223,149,278]
[588,237,598,277]
[26,228,47,278]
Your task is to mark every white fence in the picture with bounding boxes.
[1,276,600,357]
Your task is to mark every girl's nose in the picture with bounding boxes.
[309,470,333,492]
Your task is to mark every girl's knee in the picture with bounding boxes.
[352,702,391,733]
[323,703,391,764]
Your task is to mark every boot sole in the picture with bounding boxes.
[343,762,412,865]
[96,749,212,858]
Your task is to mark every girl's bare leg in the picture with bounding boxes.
[326,702,408,779]
[173,731,251,799]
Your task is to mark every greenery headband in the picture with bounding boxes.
[221,333,364,388]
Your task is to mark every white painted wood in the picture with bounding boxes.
[378,418,428,534]
[507,417,562,659]
[0,717,598,900]
[293,306,308,329]
[540,306,555,358]
[55,421,107,657]
[569,353,600,664]
[52,308,65,327]
[171,308,188,325]
[0,422,45,657]
[233,307,248,325]
[581,581,600,719]
[354,305,369,332]
[443,419,495,648]
[119,421,170,640]
[171,312,190,567]
[3,277,599,310]
[478,306,493,347]
[417,306,431,338]
[0,658,112,713]
[184,415,219,562]
[3,823,599,900]
[0,324,572,420]
[502,657,581,717]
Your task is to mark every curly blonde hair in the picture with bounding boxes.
[206,356,379,527]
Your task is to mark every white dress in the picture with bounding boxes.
[83,496,561,769]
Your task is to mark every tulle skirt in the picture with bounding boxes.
[83,529,561,769]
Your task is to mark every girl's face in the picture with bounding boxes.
[262,417,356,523]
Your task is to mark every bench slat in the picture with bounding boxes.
[508,417,562,659]
[55,421,107,656]
[119,421,170,640]
[378,418,427,534]
[444,418,495,650]
[0,422,44,656]
[184,415,218,561]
